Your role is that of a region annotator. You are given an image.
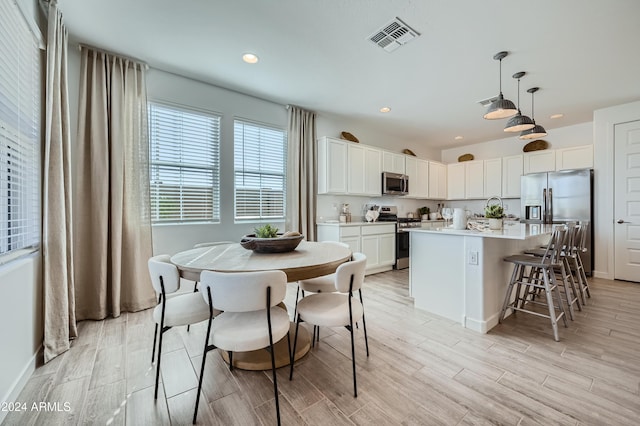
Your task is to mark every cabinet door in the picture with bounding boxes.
[436,162,447,199]
[484,158,502,197]
[347,144,365,194]
[364,147,382,195]
[383,152,405,174]
[404,156,418,198]
[556,145,593,171]
[465,160,484,199]
[415,159,429,198]
[524,150,555,174]
[317,137,347,194]
[378,234,396,266]
[340,236,360,253]
[361,235,379,268]
[502,155,523,198]
[447,163,465,200]
[429,162,440,198]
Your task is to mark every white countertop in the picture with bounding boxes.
[316,221,395,227]
[408,223,554,240]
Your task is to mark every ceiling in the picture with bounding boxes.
[58,0,640,149]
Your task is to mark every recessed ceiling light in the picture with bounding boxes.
[550,113,564,119]
[454,136,464,140]
[242,53,259,64]
[379,107,391,113]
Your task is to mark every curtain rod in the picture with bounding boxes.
[78,43,149,70]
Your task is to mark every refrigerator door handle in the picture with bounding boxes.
[548,187,553,223]
[542,188,547,223]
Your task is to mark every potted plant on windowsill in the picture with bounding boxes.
[485,204,505,230]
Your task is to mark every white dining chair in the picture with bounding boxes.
[186,241,234,332]
[193,269,290,425]
[289,252,369,397]
[148,255,216,400]
[294,241,350,343]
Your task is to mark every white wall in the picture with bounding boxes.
[593,100,640,279]
[441,121,593,163]
[0,0,44,419]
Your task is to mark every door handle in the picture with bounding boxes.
[617,219,627,224]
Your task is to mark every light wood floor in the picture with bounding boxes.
[3,271,640,425]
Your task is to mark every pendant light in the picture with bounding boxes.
[483,51,518,120]
[519,87,548,139]
[504,72,535,132]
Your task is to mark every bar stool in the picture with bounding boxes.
[571,222,591,303]
[522,224,582,318]
[499,227,569,341]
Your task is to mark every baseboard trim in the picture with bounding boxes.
[0,344,42,424]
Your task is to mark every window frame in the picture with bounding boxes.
[148,101,222,225]
[233,118,287,223]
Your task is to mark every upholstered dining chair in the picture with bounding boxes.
[186,241,234,332]
[289,252,368,397]
[294,241,351,343]
[148,255,214,400]
[193,270,290,425]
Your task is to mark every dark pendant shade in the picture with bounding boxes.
[504,111,535,132]
[484,93,518,120]
[519,123,547,139]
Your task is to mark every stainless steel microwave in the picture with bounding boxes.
[382,172,409,195]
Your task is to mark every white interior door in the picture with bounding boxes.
[614,120,640,282]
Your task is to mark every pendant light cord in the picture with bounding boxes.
[498,58,503,95]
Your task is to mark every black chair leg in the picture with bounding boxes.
[289,318,301,381]
[187,281,199,332]
[193,314,214,424]
[293,285,300,320]
[359,290,369,357]
[349,315,357,398]
[151,323,158,362]
[154,321,164,400]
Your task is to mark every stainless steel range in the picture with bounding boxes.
[377,206,421,269]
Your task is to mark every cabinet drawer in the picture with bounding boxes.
[361,224,395,235]
[339,226,361,238]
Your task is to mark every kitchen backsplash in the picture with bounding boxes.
[317,194,521,222]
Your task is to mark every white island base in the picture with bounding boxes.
[409,224,551,333]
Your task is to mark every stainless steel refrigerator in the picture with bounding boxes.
[521,169,593,275]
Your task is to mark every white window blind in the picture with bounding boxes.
[0,1,41,258]
[234,120,286,221]
[149,102,220,223]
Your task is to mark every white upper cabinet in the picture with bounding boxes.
[347,143,366,195]
[464,160,485,199]
[484,158,502,197]
[317,137,347,194]
[364,146,382,195]
[382,151,405,174]
[405,156,429,198]
[556,144,593,171]
[447,162,465,200]
[523,150,556,174]
[428,161,447,199]
[502,155,523,198]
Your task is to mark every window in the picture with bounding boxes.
[148,102,220,223]
[0,2,42,259]
[234,120,286,221]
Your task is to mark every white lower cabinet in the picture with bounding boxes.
[316,223,395,274]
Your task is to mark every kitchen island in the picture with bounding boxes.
[409,223,553,333]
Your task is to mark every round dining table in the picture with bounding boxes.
[170,241,352,370]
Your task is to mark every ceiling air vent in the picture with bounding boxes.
[368,17,420,53]
[477,95,499,107]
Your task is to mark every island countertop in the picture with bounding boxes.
[407,222,553,240]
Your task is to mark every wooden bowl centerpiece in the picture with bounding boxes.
[240,225,304,253]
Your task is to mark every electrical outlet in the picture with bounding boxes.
[468,251,478,265]
[504,203,509,211]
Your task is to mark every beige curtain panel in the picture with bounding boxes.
[286,106,317,241]
[43,2,77,363]
[73,46,155,320]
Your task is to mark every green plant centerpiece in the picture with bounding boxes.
[241,224,303,253]
[485,204,504,230]
[484,204,504,219]
[418,206,430,218]
[254,223,279,238]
